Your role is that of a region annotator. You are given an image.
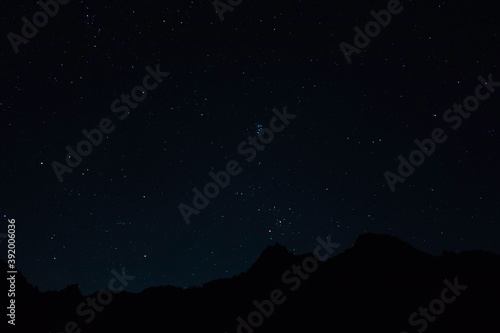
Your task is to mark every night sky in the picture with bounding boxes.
[1,0,499,295]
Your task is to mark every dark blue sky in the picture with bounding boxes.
[1,0,499,295]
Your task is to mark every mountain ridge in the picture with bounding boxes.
[3,233,499,332]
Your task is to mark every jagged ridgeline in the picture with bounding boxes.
[3,233,500,332]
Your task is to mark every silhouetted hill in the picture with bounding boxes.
[4,233,499,332]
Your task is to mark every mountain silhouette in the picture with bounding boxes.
[3,233,499,332]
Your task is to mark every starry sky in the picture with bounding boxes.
[0,0,499,295]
